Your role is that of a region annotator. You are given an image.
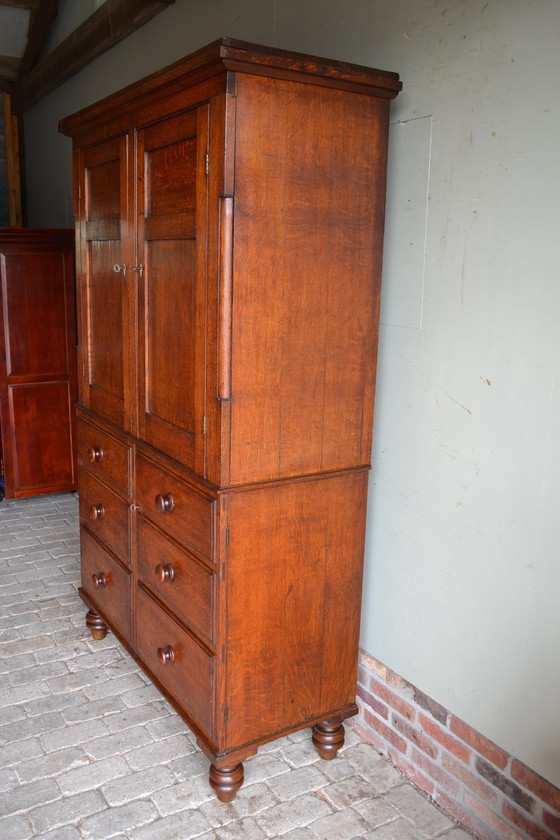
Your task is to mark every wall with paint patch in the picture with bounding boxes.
[23,0,560,787]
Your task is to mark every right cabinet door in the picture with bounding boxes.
[136,105,209,475]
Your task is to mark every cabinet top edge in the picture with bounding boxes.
[59,36,401,136]
[0,228,75,243]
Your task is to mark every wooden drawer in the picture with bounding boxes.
[77,416,131,497]
[135,452,215,560]
[79,469,130,564]
[80,528,131,643]
[137,517,214,645]
[135,586,214,737]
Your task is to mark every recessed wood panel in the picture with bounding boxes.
[80,135,130,429]
[137,107,207,469]
[9,381,75,493]
[1,251,70,377]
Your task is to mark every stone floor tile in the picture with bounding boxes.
[384,783,454,836]
[57,755,130,796]
[198,781,275,828]
[363,816,429,839]
[256,791,334,837]
[128,810,212,840]
[242,752,295,787]
[80,800,158,839]
[28,790,106,836]
[214,816,267,840]
[308,806,373,840]
[83,724,154,761]
[125,731,196,772]
[344,742,403,792]
[33,826,82,840]
[269,829,316,840]
[15,745,89,784]
[1,814,32,840]
[353,795,401,830]
[151,774,216,814]
[270,764,330,801]
[102,764,175,807]
[279,737,323,769]
[0,777,59,818]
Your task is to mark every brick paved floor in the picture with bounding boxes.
[0,493,476,840]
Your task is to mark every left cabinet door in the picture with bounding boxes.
[77,134,135,431]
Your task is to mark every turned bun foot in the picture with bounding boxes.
[86,609,108,640]
[312,720,345,760]
[209,762,244,802]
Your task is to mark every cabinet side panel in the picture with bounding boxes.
[223,471,368,748]
[229,75,390,484]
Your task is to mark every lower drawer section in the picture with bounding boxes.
[135,586,214,738]
[80,528,132,643]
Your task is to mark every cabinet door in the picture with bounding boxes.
[136,106,208,474]
[77,134,134,430]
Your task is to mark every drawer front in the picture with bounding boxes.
[135,453,215,560]
[78,416,131,496]
[135,586,213,737]
[80,528,131,643]
[137,517,214,645]
[79,469,130,564]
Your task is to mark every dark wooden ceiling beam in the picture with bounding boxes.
[0,55,19,92]
[11,0,176,113]
[0,1,39,9]
[18,0,59,79]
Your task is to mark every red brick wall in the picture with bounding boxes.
[353,651,560,840]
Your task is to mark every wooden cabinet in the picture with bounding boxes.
[60,38,401,800]
[0,229,78,499]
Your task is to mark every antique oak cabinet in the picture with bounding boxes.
[60,38,401,800]
[0,229,77,499]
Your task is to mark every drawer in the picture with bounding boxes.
[135,586,213,737]
[80,528,131,643]
[135,453,215,560]
[79,469,130,564]
[78,416,131,497]
[137,517,214,645]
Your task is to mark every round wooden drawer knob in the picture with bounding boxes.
[155,563,175,583]
[92,572,107,589]
[157,645,175,665]
[90,503,105,520]
[89,445,104,463]
[155,493,175,514]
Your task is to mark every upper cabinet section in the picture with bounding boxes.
[61,39,401,488]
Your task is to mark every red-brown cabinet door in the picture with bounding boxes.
[77,134,135,431]
[136,106,209,475]
[0,230,78,498]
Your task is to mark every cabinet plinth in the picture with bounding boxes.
[60,37,401,799]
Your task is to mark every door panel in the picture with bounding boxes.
[79,135,132,429]
[137,107,208,473]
